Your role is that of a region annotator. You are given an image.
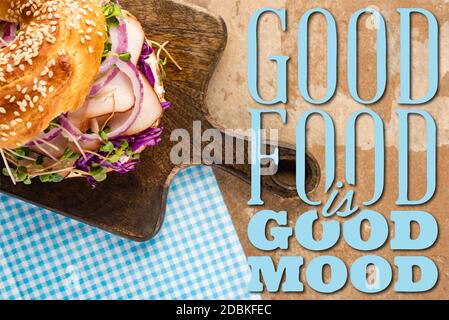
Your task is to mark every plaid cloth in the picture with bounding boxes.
[0,166,257,300]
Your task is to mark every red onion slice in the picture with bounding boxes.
[99,18,129,74]
[107,59,144,139]
[113,18,129,54]
[99,56,115,75]
[59,115,100,142]
[89,67,120,96]
[40,128,62,141]
[25,128,62,146]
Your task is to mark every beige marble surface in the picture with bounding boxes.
[180,0,287,136]
[180,0,449,152]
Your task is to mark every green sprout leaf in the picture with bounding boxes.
[102,1,123,27]
[118,52,132,62]
[99,131,109,142]
[13,147,31,160]
[4,166,33,184]
[108,154,121,164]
[99,126,112,142]
[36,155,44,165]
[158,57,168,78]
[2,168,10,177]
[101,1,124,62]
[61,148,80,161]
[119,140,129,150]
[100,142,115,153]
[90,165,108,182]
[39,173,64,184]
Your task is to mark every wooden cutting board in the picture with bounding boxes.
[0,0,311,241]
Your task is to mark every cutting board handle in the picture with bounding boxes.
[198,116,321,198]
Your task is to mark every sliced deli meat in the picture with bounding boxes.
[69,71,136,126]
[126,15,146,65]
[108,71,163,137]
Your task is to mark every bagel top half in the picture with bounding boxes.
[0,0,106,148]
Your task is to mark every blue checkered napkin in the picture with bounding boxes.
[0,166,258,300]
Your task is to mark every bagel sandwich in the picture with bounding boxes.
[0,0,178,186]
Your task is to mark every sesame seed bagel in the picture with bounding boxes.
[0,0,106,148]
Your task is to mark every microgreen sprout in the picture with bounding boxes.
[61,148,81,161]
[102,1,123,27]
[89,164,108,182]
[101,0,126,62]
[39,173,65,183]
[7,147,34,161]
[158,57,168,78]
[2,166,32,185]
[35,155,44,166]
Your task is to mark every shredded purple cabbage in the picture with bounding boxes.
[75,152,139,188]
[161,101,171,110]
[74,126,164,188]
[137,41,156,87]
[74,154,98,188]
[113,126,164,152]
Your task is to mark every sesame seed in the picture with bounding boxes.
[0,0,104,146]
